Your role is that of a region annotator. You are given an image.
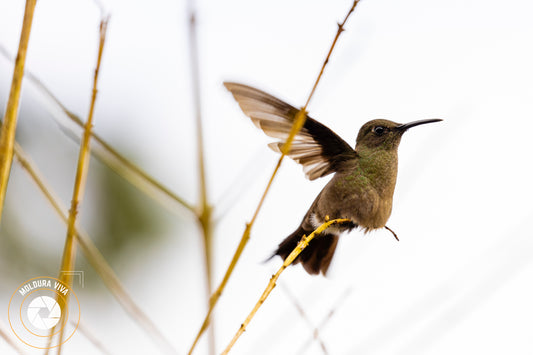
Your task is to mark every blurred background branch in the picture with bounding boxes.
[0,44,196,215]
[186,0,216,353]
[13,141,177,354]
[0,319,27,354]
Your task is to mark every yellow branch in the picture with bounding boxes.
[187,1,360,353]
[14,142,177,354]
[0,0,37,223]
[187,0,216,353]
[220,218,351,355]
[59,17,108,282]
[49,18,109,354]
[0,44,197,214]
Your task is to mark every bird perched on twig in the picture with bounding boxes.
[225,82,442,275]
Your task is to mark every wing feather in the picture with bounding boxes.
[224,82,356,180]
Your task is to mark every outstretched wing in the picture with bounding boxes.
[224,82,356,180]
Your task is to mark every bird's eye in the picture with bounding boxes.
[373,126,386,135]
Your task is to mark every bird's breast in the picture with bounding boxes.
[320,152,398,230]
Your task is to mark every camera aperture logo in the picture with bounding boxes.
[8,276,80,349]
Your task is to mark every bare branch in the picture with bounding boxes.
[0,0,37,222]
[0,44,197,215]
[221,218,351,354]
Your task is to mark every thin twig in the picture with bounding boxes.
[221,218,351,355]
[72,320,114,355]
[52,17,109,354]
[280,283,329,355]
[0,0,37,223]
[213,148,269,222]
[187,2,361,353]
[0,318,27,354]
[186,0,216,353]
[303,0,359,110]
[13,142,178,355]
[296,287,353,355]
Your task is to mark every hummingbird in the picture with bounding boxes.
[224,82,442,275]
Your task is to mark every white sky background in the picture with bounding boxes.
[1,0,533,354]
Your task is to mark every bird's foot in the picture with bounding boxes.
[384,225,399,241]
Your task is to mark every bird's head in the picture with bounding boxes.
[355,118,442,151]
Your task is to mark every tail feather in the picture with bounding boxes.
[299,234,339,275]
[274,226,339,275]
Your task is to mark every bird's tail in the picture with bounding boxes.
[274,225,339,276]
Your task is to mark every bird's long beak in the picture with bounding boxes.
[396,118,443,131]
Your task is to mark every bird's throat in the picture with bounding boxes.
[355,147,398,197]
